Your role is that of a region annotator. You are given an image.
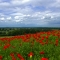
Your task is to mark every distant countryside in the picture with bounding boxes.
[0,27,60,36]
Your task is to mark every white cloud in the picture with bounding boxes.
[0,13,5,16]
[11,13,23,16]
[0,10,60,24]
[51,16,54,19]
[11,0,21,6]
[11,0,30,6]
[0,17,5,20]
[9,11,60,24]
[0,0,59,11]
[15,20,21,22]
[6,17,11,20]
[41,16,45,19]
[48,0,60,8]
[14,19,23,22]
[22,0,30,3]
[0,0,60,27]
[14,15,25,22]
[14,16,19,19]
[0,2,10,8]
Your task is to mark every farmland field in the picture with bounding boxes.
[0,28,60,60]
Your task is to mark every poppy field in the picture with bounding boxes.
[0,30,60,60]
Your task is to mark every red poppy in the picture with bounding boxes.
[10,53,15,57]
[17,53,24,60]
[41,57,49,60]
[12,57,16,60]
[3,43,10,50]
[0,55,2,60]
[28,52,34,58]
[20,58,25,60]
[55,39,58,46]
[40,51,45,55]
[10,53,16,60]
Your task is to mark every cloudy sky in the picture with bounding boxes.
[0,0,60,27]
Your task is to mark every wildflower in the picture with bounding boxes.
[10,53,15,57]
[40,51,45,55]
[55,39,58,46]
[12,57,16,60]
[28,52,34,58]
[20,58,25,60]
[0,55,2,60]
[10,53,16,60]
[41,57,49,60]
[3,43,10,50]
[17,53,24,60]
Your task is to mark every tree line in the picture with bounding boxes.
[0,27,60,36]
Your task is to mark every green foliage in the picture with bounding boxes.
[0,27,60,36]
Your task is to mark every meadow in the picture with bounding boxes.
[0,29,60,60]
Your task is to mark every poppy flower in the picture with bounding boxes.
[20,58,25,60]
[12,57,16,60]
[0,55,2,60]
[55,39,58,46]
[10,53,15,57]
[40,51,45,55]
[3,44,10,50]
[17,53,24,60]
[28,52,34,58]
[41,57,49,60]
[10,53,16,60]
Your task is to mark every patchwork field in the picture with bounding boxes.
[0,30,60,60]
